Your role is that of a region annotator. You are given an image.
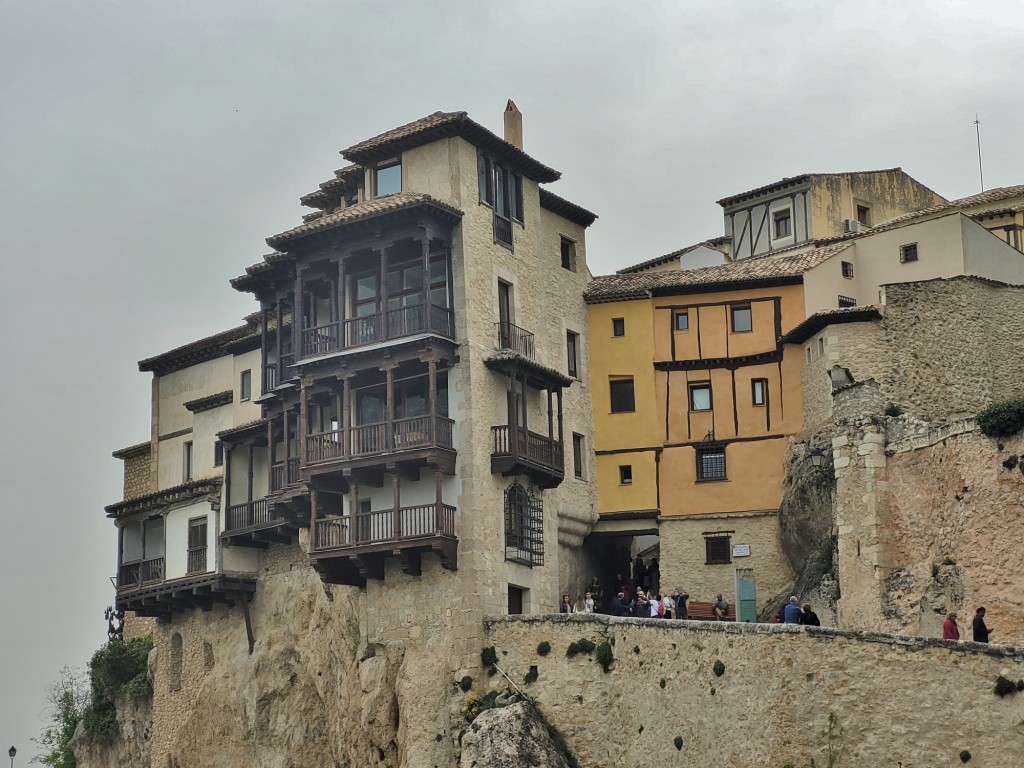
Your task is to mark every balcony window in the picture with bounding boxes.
[375,162,401,197]
[187,517,208,574]
[504,483,543,567]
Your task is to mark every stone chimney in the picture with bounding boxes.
[503,99,523,149]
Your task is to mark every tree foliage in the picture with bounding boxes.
[32,666,88,768]
[977,397,1024,438]
[80,636,153,744]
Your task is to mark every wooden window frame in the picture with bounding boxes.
[841,261,854,279]
[240,369,252,401]
[374,161,402,198]
[566,331,579,378]
[572,433,584,479]
[213,441,224,467]
[674,311,689,331]
[612,317,625,337]
[900,243,919,263]
[610,378,635,413]
[689,382,712,412]
[183,441,194,482]
[619,465,633,485]
[704,534,732,565]
[560,237,576,271]
[773,209,792,239]
[730,304,752,333]
[751,378,767,407]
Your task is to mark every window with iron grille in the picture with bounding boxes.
[900,243,919,263]
[696,444,726,481]
[841,261,854,278]
[705,534,732,565]
[504,483,544,567]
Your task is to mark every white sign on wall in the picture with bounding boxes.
[732,544,751,558]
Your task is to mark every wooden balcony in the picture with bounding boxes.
[263,353,296,391]
[221,498,307,548]
[295,304,454,361]
[310,502,457,586]
[491,425,564,489]
[270,458,301,492]
[116,556,255,619]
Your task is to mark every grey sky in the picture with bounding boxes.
[1,0,1021,754]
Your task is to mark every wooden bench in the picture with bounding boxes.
[684,600,736,622]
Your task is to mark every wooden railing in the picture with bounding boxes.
[270,458,301,492]
[263,354,295,391]
[351,422,388,456]
[340,304,455,352]
[313,415,455,463]
[118,557,165,589]
[187,547,207,574]
[302,324,340,357]
[313,502,457,551]
[495,321,535,360]
[225,499,271,531]
[306,430,344,463]
[491,425,563,469]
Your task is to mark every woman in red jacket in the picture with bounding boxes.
[942,611,960,640]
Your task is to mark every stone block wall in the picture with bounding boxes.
[122,448,152,499]
[483,614,1024,768]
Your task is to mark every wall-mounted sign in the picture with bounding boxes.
[732,544,751,558]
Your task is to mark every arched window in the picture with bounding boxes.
[169,633,183,692]
[504,483,543,567]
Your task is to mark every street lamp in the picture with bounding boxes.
[808,448,826,468]
[8,746,15,768]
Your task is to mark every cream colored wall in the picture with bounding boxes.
[962,214,1024,282]
[231,348,263,420]
[402,139,459,205]
[164,499,212,580]
[810,170,945,239]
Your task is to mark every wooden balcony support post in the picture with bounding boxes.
[310,485,319,546]
[420,225,431,326]
[260,305,269,385]
[547,387,554,462]
[293,267,303,358]
[389,465,401,539]
[434,466,443,535]
[276,297,284,383]
[283,408,291,465]
[224,444,233,509]
[299,379,309,465]
[337,256,346,349]
[246,443,255,506]
[428,358,437,442]
[556,388,564,468]
[385,364,395,452]
[379,244,389,338]
[341,375,352,459]
[350,480,360,543]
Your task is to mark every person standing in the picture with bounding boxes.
[560,594,572,614]
[942,611,960,640]
[972,607,991,643]
[782,596,802,624]
[662,592,675,620]
[584,592,596,614]
[800,603,821,626]
[673,588,689,620]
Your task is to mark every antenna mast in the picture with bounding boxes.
[974,114,985,192]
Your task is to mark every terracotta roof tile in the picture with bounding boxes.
[779,305,884,344]
[617,236,731,274]
[266,192,462,249]
[138,324,254,375]
[112,441,150,460]
[299,164,364,208]
[586,244,851,303]
[538,188,597,228]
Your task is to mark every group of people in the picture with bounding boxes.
[773,596,821,626]
[942,607,992,643]
[560,584,692,619]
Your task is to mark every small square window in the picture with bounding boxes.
[856,204,872,227]
[619,465,633,485]
[240,369,252,401]
[705,534,732,564]
[752,378,767,407]
[773,210,792,239]
[696,445,726,481]
[730,305,752,333]
[572,433,584,479]
[900,243,919,263]
[674,311,689,331]
[612,318,625,337]
[610,378,635,413]
[560,237,576,271]
[689,383,712,412]
[375,162,401,197]
[841,261,854,279]
[213,441,224,467]
[566,331,579,378]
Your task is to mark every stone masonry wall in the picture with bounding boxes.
[484,614,1024,768]
[123,449,153,499]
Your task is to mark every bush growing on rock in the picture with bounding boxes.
[536,641,551,656]
[566,638,596,657]
[977,397,1024,438]
[595,641,613,672]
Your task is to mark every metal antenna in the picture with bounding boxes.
[974,114,985,192]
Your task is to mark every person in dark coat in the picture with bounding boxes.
[800,603,821,626]
[972,607,992,643]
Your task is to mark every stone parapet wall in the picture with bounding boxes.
[483,614,1024,768]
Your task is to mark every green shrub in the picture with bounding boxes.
[713,660,725,677]
[536,641,551,656]
[994,675,1017,697]
[566,638,596,657]
[481,646,498,667]
[674,735,684,751]
[659,678,666,689]
[81,636,153,744]
[977,397,1024,438]
[524,665,539,684]
[960,750,972,763]
[458,675,473,692]
[595,641,613,672]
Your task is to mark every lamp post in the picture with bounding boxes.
[8,745,15,768]
[808,448,826,468]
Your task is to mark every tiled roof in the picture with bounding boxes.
[341,111,561,183]
[870,185,1024,233]
[779,305,884,344]
[184,390,233,413]
[716,168,905,208]
[138,323,255,375]
[617,236,731,274]
[299,164,363,209]
[585,243,851,303]
[538,188,598,228]
[217,418,268,441]
[105,478,221,519]
[112,441,150,460]
[265,192,462,249]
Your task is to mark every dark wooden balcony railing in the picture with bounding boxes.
[225,499,271,531]
[351,422,388,457]
[491,425,563,468]
[302,324,340,357]
[313,502,457,550]
[340,304,454,352]
[263,353,296,391]
[187,547,207,574]
[306,430,345,463]
[270,458,301,492]
[495,321,535,360]
[118,557,165,589]
[315,415,455,463]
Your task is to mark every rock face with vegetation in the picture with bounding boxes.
[460,701,575,768]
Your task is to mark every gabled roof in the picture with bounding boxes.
[138,323,256,376]
[265,192,462,249]
[716,168,906,208]
[870,185,1024,233]
[585,243,850,303]
[112,441,150,460]
[538,188,598,228]
[779,305,884,345]
[617,236,731,274]
[299,164,364,210]
[341,111,561,183]
[184,390,233,413]
[105,478,221,519]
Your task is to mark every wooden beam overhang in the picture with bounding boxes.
[116,573,256,619]
[654,350,784,372]
[483,352,573,391]
[106,479,220,520]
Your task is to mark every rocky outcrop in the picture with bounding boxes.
[460,701,575,768]
[68,694,152,768]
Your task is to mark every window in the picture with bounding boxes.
[612,318,625,337]
[838,295,856,308]
[240,369,252,401]
[752,378,767,407]
[696,444,726,481]
[689,383,712,411]
[900,243,919,263]
[508,585,525,615]
[610,378,635,413]
[375,162,401,197]
[572,433,584,479]
[504,483,543,567]
[704,534,732,565]
[674,311,689,331]
[856,204,872,227]
[479,153,523,249]
[818,337,825,356]
[187,517,207,574]
[773,209,792,239]
[566,331,579,378]
[730,304,752,333]
[619,465,633,485]
[560,237,576,271]
[841,261,854,279]
[213,441,224,467]
[183,441,193,482]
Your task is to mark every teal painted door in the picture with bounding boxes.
[735,568,757,623]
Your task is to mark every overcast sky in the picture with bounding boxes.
[1,0,1022,755]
